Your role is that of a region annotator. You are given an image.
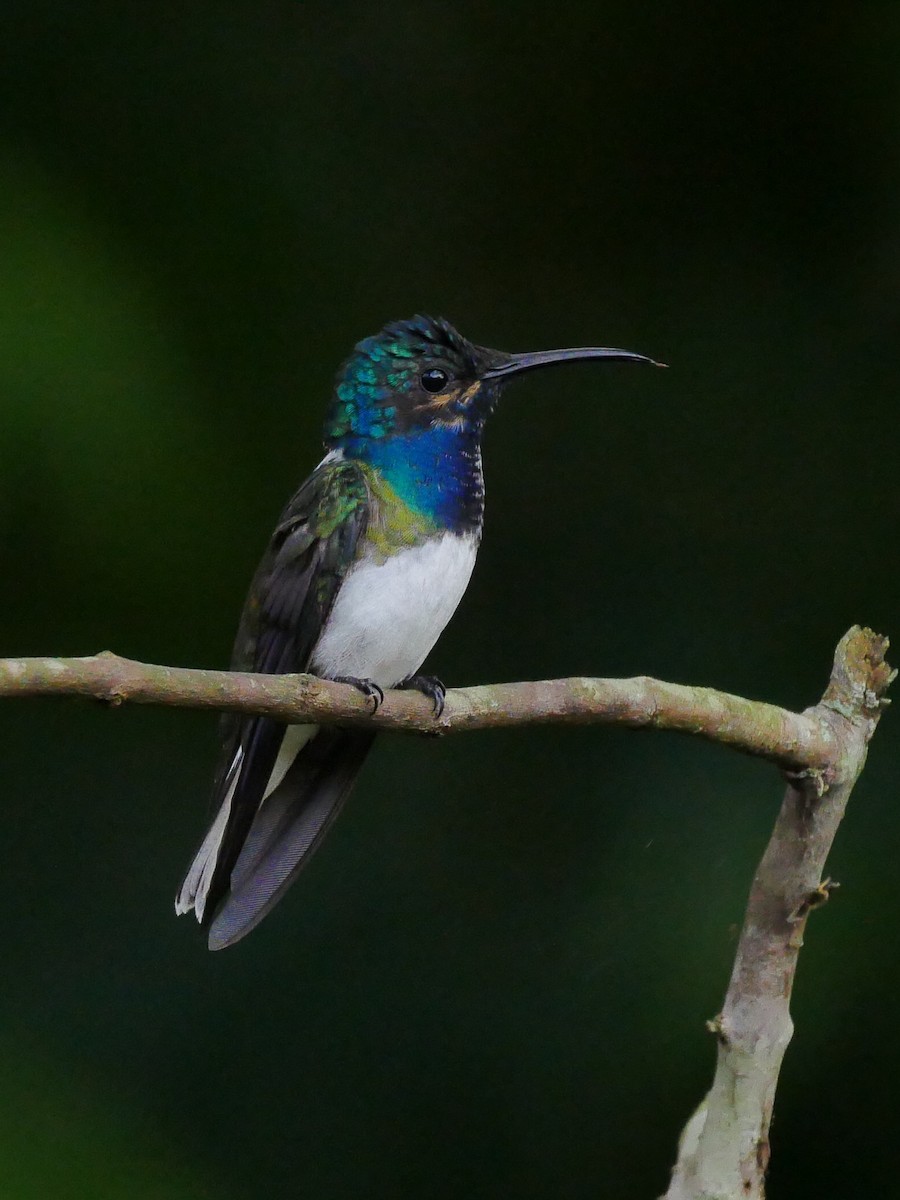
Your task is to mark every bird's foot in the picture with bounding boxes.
[331,675,385,713]
[396,674,447,718]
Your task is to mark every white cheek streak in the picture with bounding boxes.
[311,531,479,686]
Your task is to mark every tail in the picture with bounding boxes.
[177,723,375,950]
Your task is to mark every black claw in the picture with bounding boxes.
[396,674,446,718]
[332,675,385,712]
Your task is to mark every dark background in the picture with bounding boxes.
[0,3,897,1196]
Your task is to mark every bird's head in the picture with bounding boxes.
[324,314,660,447]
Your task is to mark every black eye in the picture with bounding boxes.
[420,367,449,393]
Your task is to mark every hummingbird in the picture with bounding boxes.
[176,315,659,949]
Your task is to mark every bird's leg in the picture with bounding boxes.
[330,675,385,713]
[396,674,446,718]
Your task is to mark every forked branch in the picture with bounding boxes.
[0,627,892,1199]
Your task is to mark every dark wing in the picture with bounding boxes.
[207,726,375,949]
[176,458,372,942]
[230,457,371,679]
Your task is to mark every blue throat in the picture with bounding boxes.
[339,424,484,533]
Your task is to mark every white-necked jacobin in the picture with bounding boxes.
[176,316,660,949]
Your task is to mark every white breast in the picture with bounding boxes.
[310,531,479,687]
[175,531,478,924]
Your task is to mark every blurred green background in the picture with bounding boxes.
[0,2,897,1196]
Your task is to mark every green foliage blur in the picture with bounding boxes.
[1,3,897,1196]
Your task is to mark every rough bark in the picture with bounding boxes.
[0,627,892,1197]
[0,649,840,769]
[661,626,893,1199]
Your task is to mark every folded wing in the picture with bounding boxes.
[176,458,372,947]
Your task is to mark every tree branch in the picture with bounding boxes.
[0,627,893,1197]
[661,625,893,1200]
[0,647,843,770]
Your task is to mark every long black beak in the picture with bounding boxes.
[480,345,664,380]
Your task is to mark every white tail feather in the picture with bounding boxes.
[262,724,317,800]
[175,748,243,921]
[175,724,320,923]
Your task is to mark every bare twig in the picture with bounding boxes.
[662,625,894,1200]
[0,627,892,1197]
[0,649,838,769]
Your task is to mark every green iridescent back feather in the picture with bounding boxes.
[229,458,436,681]
[229,459,369,678]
